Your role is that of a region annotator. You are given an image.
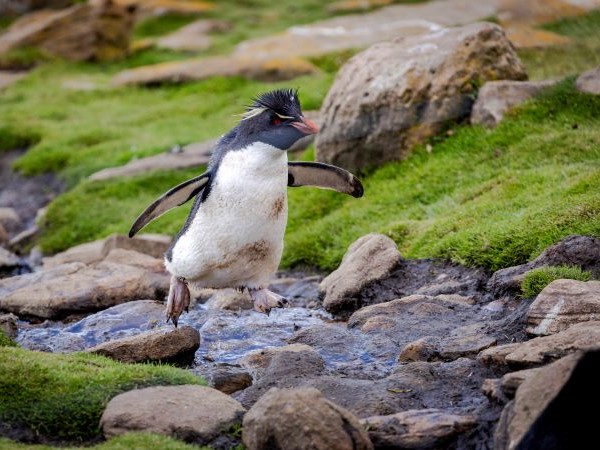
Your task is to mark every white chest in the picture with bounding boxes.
[166,143,289,286]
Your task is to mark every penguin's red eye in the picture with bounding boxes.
[271,117,282,126]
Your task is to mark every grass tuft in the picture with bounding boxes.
[0,347,205,442]
[521,265,592,298]
[0,330,17,347]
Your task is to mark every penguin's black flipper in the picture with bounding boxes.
[129,172,211,237]
[287,162,364,198]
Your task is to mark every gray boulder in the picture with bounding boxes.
[575,66,600,95]
[320,233,402,315]
[242,387,373,450]
[315,22,527,172]
[527,279,600,336]
[101,385,245,446]
[471,79,557,127]
[86,325,200,364]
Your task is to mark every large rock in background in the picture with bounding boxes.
[315,22,527,173]
[0,0,135,62]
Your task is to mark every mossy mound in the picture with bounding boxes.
[521,265,593,298]
[0,347,204,443]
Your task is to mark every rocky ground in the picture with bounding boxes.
[1,1,600,449]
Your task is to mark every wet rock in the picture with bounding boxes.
[0,0,135,62]
[240,343,325,380]
[205,288,253,311]
[269,274,322,309]
[320,234,402,315]
[111,55,319,86]
[0,207,21,234]
[0,313,18,339]
[0,261,169,320]
[527,279,600,336]
[101,385,245,446]
[488,235,600,298]
[17,300,166,352]
[362,409,477,449]
[315,22,527,172]
[156,19,231,52]
[575,65,600,95]
[398,323,497,362]
[471,79,558,127]
[478,321,600,369]
[494,349,600,450]
[88,139,216,181]
[242,387,373,450]
[87,325,200,364]
[0,247,19,272]
[207,364,253,394]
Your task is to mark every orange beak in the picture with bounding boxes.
[291,116,319,135]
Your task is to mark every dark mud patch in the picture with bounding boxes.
[0,149,64,234]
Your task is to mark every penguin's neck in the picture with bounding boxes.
[217,142,288,183]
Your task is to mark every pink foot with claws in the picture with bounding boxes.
[249,288,289,315]
[166,275,190,327]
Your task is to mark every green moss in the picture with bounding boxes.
[0,330,17,347]
[0,433,207,450]
[283,79,600,271]
[521,266,592,298]
[0,124,41,152]
[0,347,205,442]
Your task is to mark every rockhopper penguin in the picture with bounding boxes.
[129,89,363,326]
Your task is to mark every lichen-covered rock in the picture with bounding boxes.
[242,387,373,450]
[315,22,527,172]
[471,79,558,127]
[320,234,402,314]
[101,385,245,446]
[527,279,600,336]
[86,325,200,364]
[0,0,135,61]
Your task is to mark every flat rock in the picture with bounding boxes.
[0,261,169,320]
[488,235,600,298]
[43,233,171,267]
[361,409,477,449]
[156,19,230,52]
[235,0,499,60]
[527,279,600,336]
[242,387,373,450]
[327,0,393,13]
[575,65,600,95]
[315,22,527,172]
[86,325,200,364]
[320,234,402,315]
[111,55,318,86]
[88,139,216,181]
[111,0,214,21]
[494,349,600,450]
[206,365,253,394]
[471,79,558,127]
[503,25,571,49]
[240,343,325,380]
[0,0,135,61]
[497,0,599,26]
[478,321,600,369]
[205,288,253,311]
[101,385,245,446]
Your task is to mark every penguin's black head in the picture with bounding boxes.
[238,88,318,151]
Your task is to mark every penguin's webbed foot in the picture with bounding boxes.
[249,288,288,316]
[166,275,190,327]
